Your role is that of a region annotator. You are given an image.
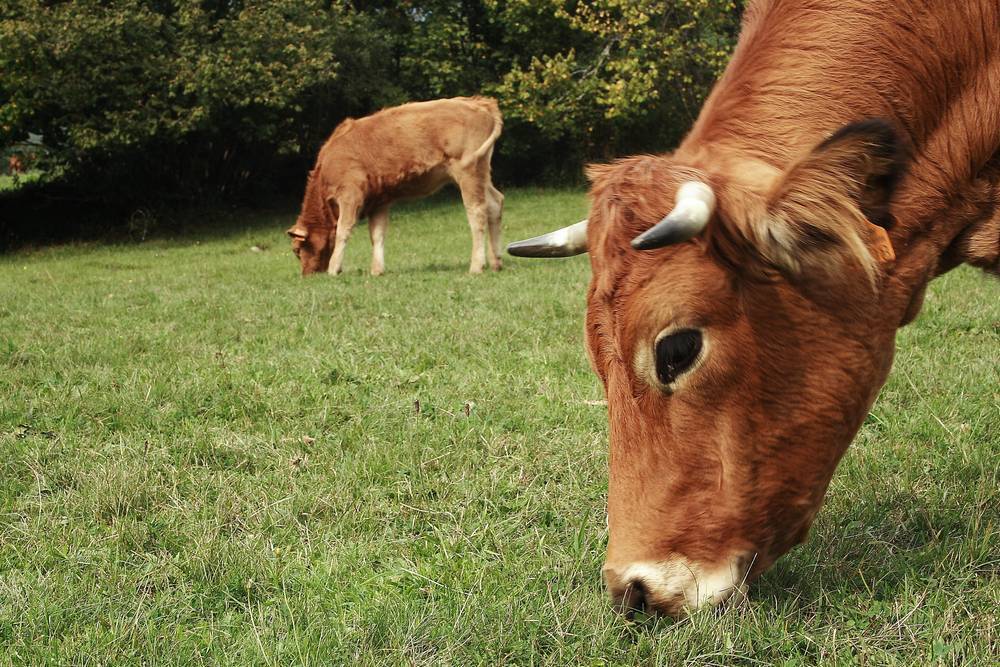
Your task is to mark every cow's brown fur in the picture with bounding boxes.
[288,97,504,275]
[588,0,999,615]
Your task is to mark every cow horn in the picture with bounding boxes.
[506,219,589,257]
[286,225,308,239]
[631,181,716,250]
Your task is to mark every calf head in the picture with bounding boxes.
[509,120,908,617]
[287,222,333,275]
[288,169,337,275]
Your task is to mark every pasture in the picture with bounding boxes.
[0,189,997,665]
[0,170,44,194]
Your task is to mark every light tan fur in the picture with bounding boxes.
[287,97,504,275]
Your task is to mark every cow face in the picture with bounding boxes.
[287,223,333,275]
[289,169,338,275]
[509,121,907,617]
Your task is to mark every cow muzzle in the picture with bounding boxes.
[602,554,751,618]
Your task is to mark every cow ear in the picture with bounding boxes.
[757,120,907,286]
[286,225,308,239]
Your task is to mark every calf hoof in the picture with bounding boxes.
[469,265,485,275]
[490,260,503,272]
[370,267,385,277]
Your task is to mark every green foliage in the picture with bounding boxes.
[494,0,740,149]
[171,1,345,151]
[0,1,742,209]
[1,0,379,204]
[360,0,742,180]
[1,1,177,164]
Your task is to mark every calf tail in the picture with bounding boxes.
[462,98,503,168]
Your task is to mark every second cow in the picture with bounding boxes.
[288,97,504,276]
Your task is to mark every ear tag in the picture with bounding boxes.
[869,224,895,264]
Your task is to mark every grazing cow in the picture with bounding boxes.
[509,0,999,617]
[8,155,24,175]
[287,97,504,276]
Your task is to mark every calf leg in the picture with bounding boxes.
[369,205,389,276]
[328,199,359,276]
[457,175,489,274]
[486,184,504,271]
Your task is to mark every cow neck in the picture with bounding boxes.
[678,0,999,308]
[300,171,333,231]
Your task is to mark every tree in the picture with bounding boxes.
[0,0,742,215]
[0,0,386,204]
[492,0,741,163]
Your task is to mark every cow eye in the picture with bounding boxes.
[654,329,703,385]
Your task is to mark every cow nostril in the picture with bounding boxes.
[618,579,647,616]
[605,568,653,617]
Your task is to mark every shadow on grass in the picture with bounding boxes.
[294,261,490,279]
[1,187,471,254]
[753,486,987,609]
[599,488,986,642]
[412,260,477,274]
[0,193,295,253]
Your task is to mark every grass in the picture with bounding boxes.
[0,188,997,665]
[0,170,44,193]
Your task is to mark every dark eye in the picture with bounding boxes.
[654,329,703,385]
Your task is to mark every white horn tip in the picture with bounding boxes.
[631,180,716,251]
[507,219,589,257]
[677,181,716,208]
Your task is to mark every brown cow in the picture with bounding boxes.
[509,0,999,617]
[287,97,504,276]
[8,155,24,175]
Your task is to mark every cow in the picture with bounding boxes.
[287,97,504,276]
[508,0,999,617]
[8,155,24,175]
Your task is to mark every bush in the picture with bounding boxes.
[0,0,383,206]
[0,0,741,217]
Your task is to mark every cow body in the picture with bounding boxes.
[288,97,504,275]
[511,0,999,616]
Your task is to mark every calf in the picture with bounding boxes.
[288,97,504,276]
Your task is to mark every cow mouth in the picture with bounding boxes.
[604,553,753,618]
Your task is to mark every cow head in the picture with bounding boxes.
[288,170,337,275]
[287,222,333,275]
[509,120,908,617]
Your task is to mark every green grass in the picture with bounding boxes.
[0,169,44,193]
[0,188,997,665]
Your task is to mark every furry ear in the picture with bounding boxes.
[757,119,907,286]
[286,225,308,239]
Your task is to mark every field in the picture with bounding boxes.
[0,189,997,665]
[0,170,44,194]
